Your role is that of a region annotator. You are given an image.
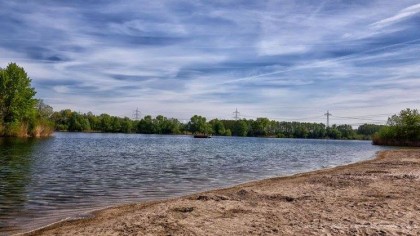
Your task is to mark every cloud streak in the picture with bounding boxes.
[371,3,420,29]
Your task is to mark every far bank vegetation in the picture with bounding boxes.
[51,110,383,140]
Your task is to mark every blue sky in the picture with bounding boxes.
[1,0,420,125]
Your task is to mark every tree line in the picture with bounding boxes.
[51,110,383,140]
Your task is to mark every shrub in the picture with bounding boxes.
[373,109,420,147]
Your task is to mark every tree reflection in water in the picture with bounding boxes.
[0,138,37,233]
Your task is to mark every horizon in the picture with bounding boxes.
[1,1,419,125]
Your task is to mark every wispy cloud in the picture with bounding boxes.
[0,0,419,124]
[371,3,420,29]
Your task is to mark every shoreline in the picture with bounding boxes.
[22,149,420,235]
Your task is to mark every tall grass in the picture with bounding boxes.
[0,119,54,138]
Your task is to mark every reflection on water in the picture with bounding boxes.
[0,138,37,234]
[0,133,389,235]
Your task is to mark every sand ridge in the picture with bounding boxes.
[23,150,420,235]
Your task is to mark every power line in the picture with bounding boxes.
[333,115,385,122]
[345,122,385,126]
[241,114,324,122]
[343,113,393,118]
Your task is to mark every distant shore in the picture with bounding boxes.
[24,149,420,235]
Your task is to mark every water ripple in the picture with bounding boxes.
[0,133,389,235]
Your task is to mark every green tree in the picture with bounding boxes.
[250,118,270,136]
[387,108,420,140]
[111,116,121,132]
[99,114,113,132]
[137,115,155,134]
[154,115,167,134]
[68,113,82,131]
[336,124,355,139]
[87,112,100,131]
[0,63,41,136]
[373,108,420,146]
[120,117,133,133]
[210,119,226,135]
[327,126,342,139]
[294,125,309,138]
[357,123,383,139]
[188,115,212,134]
[233,120,249,137]
[67,112,90,132]
[168,118,182,134]
[0,63,37,123]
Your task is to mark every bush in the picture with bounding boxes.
[373,109,420,147]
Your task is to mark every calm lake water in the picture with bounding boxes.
[0,132,388,235]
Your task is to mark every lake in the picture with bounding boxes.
[0,132,388,235]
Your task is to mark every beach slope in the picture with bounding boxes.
[25,150,420,235]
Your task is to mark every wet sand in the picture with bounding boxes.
[24,150,420,235]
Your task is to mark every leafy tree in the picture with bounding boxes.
[357,123,383,138]
[137,115,155,134]
[250,118,270,136]
[387,108,420,140]
[87,112,100,130]
[326,126,342,139]
[0,63,52,137]
[99,114,113,132]
[154,115,168,134]
[51,109,71,131]
[111,116,121,132]
[188,115,212,134]
[336,124,356,139]
[294,125,309,138]
[0,63,37,124]
[233,120,249,136]
[308,123,326,138]
[68,113,82,131]
[67,112,90,132]
[166,118,182,134]
[120,117,133,133]
[210,119,226,135]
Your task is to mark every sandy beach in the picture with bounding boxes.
[23,149,420,235]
